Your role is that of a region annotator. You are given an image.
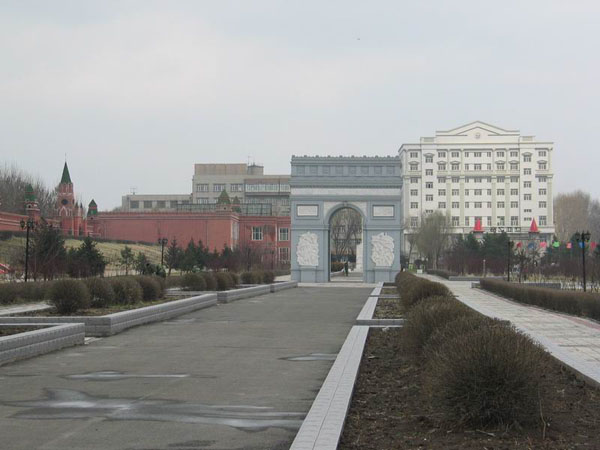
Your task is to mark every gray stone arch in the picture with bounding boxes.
[290,156,403,283]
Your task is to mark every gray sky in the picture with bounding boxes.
[2,0,600,209]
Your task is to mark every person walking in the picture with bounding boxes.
[344,261,349,277]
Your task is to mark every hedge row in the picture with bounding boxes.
[395,272,548,427]
[177,270,275,292]
[425,269,457,279]
[480,278,600,321]
[0,276,166,312]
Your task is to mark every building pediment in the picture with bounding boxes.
[436,121,519,138]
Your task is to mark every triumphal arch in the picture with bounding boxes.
[290,156,403,283]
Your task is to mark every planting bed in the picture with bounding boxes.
[339,327,600,450]
[373,298,404,319]
[0,325,47,337]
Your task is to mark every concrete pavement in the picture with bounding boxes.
[422,274,600,387]
[0,286,370,450]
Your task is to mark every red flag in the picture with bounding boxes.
[592,242,597,250]
[516,242,522,248]
[567,242,572,249]
[540,241,547,248]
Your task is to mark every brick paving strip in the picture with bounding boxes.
[420,274,600,388]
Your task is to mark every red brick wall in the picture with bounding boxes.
[0,212,26,232]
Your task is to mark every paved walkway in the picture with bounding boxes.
[422,274,600,386]
[0,302,50,316]
[0,286,370,450]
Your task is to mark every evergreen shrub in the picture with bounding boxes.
[85,278,115,308]
[49,279,90,315]
[109,277,143,304]
[134,276,162,301]
[201,273,217,291]
[181,273,207,291]
[214,272,232,291]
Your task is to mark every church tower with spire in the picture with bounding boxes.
[56,162,80,236]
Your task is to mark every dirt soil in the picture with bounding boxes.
[15,296,187,317]
[339,328,600,450]
[374,298,405,319]
[0,326,48,337]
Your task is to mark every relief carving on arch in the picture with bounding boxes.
[370,232,394,267]
[296,232,319,267]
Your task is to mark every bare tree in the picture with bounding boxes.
[329,208,362,261]
[403,217,419,264]
[554,191,591,241]
[0,164,57,217]
[415,211,450,269]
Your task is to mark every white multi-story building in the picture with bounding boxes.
[399,121,554,252]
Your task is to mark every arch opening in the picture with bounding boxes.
[327,206,364,282]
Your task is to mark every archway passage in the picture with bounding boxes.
[328,207,364,281]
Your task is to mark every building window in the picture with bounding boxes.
[510,151,519,157]
[410,152,419,158]
[524,194,532,200]
[425,155,433,163]
[452,216,459,226]
[524,181,531,188]
[197,198,209,204]
[279,247,290,262]
[169,200,178,208]
[452,177,460,183]
[322,166,330,175]
[157,200,166,208]
[497,216,505,226]
[538,150,547,157]
[410,177,419,183]
[410,216,419,227]
[474,164,482,170]
[451,151,460,158]
[252,226,263,241]
[539,216,547,226]
[539,201,547,208]
[538,162,547,170]
[465,202,470,208]
[438,202,446,209]
[130,200,139,209]
[474,202,482,208]
[511,189,519,195]
[425,169,433,176]
[230,184,244,192]
[143,201,153,208]
[410,202,419,209]
[410,189,418,196]
[510,176,519,183]
[497,188,505,195]
[497,201,505,208]
[451,163,460,171]
[465,189,470,195]
[465,217,470,226]
[497,176,505,182]
[465,164,470,171]
[475,189,482,196]
[452,202,459,209]
[410,163,419,171]
[438,189,446,196]
[524,208,532,213]
[511,201,518,208]
[196,184,209,192]
[510,163,519,170]
[452,189,459,196]
[511,216,519,226]
[349,166,356,175]
[336,165,344,175]
[474,152,482,157]
[426,182,433,189]
[426,195,433,201]
[361,166,369,174]
[539,188,547,195]
[437,151,446,158]
[487,216,492,226]
[523,155,532,162]
[497,163,505,170]
[213,183,226,192]
[538,176,547,182]
[386,166,394,175]
[497,151,505,157]
[524,168,531,175]
[438,163,446,171]
[278,227,289,241]
[437,176,446,183]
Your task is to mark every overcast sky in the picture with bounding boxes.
[2,1,600,209]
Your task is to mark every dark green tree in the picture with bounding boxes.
[119,246,134,276]
[67,237,106,278]
[165,238,183,276]
[30,222,67,280]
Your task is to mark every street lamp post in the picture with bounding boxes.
[507,240,513,282]
[575,231,591,292]
[20,219,36,282]
[158,237,168,267]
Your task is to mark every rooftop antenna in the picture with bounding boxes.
[130,186,137,195]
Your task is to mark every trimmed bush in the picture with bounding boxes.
[480,278,600,320]
[241,271,257,284]
[262,271,275,284]
[17,281,53,301]
[0,283,19,304]
[227,272,240,287]
[49,279,90,315]
[109,277,143,304]
[403,279,450,307]
[401,296,471,356]
[165,275,184,288]
[331,261,344,272]
[201,273,217,291]
[214,272,232,291]
[85,278,115,308]
[181,273,207,291]
[426,324,548,426]
[426,269,456,279]
[134,276,162,301]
